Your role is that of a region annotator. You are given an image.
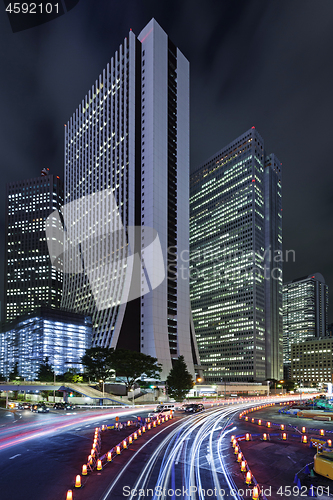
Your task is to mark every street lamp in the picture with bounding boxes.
[99,380,105,402]
[132,384,135,406]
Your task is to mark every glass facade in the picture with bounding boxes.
[190,128,283,383]
[283,273,328,376]
[0,307,92,380]
[4,172,64,321]
[59,19,200,380]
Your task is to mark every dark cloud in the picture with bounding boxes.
[0,0,333,320]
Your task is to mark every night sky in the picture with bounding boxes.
[1,0,333,321]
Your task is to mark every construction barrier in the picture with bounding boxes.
[64,413,174,498]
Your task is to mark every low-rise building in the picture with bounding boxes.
[0,307,92,380]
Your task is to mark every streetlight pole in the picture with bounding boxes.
[53,371,56,404]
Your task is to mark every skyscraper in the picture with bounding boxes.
[4,169,64,321]
[283,273,328,378]
[59,19,200,380]
[190,128,283,383]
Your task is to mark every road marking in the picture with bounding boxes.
[9,454,21,460]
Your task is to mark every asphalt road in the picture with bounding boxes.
[80,398,296,500]
[0,395,300,500]
[0,405,155,500]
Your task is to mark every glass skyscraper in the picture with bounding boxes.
[59,19,200,380]
[283,273,328,378]
[190,128,283,383]
[4,169,64,321]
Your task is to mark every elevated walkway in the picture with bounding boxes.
[0,382,126,405]
[60,383,125,405]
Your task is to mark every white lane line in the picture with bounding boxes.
[9,454,22,460]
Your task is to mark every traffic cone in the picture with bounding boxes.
[304,465,310,474]
[252,485,259,499]
[97,459,102,471]
[66,491,73,500]
[107,452,112,462]
[246,471,252,485]
[82,464,87,476]
[308,485,316,497]
[75,475,81,488]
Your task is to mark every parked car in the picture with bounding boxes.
[31,403,49,413]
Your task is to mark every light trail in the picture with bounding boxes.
[0,407,153,452]
[104,396,297,500]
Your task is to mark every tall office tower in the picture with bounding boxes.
[4,169,64,321]
[60,19,200,380]
[264,154,283,380]
[283,273,328,378]
[190,128,283,383]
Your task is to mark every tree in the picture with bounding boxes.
[62,368,84,383]
[37,357,54,382]
[9,362,20,381]
[109,349,162,392]
[81,347,114,386]
[166,356,194,401]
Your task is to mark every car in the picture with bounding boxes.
[18,402,31,410]
[7,402,19,409]
[184,403,204,413]
[64,403,75,410]
[53,403,65,410]
[156,404,175,412]
[31,403,49,413]
[53,402,75,410]
[148,408,173,418]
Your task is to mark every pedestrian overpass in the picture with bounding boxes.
[0,382,126,405]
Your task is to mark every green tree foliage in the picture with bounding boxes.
[81,347,114,384]
[62,368,84,383]
[166,356,194,401]
[109,349,162,392]
[37,357,54,382]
